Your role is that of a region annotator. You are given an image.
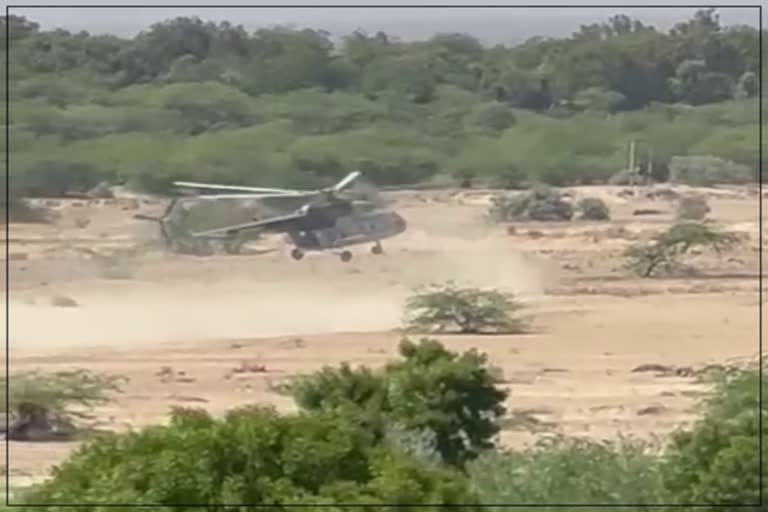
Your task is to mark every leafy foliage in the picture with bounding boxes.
[468,435,664,507]
[488,186,574,223]
[576,197,611,221]
[1,369,127,441]
[19,405,479,508]
[467,364,765,508]
[623,222,741,277]
[290,337,508,468]
[660,368,766,506]
[8,342,767,508]
[1,369,126,424]
[403,282,528,334]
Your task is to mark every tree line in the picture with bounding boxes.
[0,8,762,201]
[4,8,762,109]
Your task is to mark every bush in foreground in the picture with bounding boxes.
[660,368,766,506]
[11,344,767,509]
[18,406,479,509]
[290,337,508,468]
[467,435,664,508]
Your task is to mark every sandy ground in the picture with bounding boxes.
[1,184,764,484]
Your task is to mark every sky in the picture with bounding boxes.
[3,1,762,45]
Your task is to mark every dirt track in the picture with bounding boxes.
[2,185,764,483]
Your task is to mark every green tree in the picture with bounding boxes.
[572,87,625,113]
[403,282,528,334]
[1,369,126,441]
[660,368,766,506]
[151,81,257,134]
[361,53,437,104]
[466,102,516,133]
[576,197,611,220]
[290,337,508,468]
[623,222,741,277]
[18,406,479,508]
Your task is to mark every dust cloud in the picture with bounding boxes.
[9,225,551,352]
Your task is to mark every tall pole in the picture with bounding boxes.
[628,139,636,188]
[647,147,654,182]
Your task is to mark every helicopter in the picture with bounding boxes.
[135,171,408,262]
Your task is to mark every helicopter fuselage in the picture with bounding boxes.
[285,205,407,251]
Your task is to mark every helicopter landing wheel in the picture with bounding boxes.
[340,250,353,263]
[291,248,304,260]
[371,243,383,255]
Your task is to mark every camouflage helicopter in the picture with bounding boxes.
[135,171,407,262]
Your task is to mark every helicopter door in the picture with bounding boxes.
[314,227,342,248]
[333,217,356,237]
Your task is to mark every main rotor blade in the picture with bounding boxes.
[191,210,307,238]
[173,181,309,195]
[194,192,317,200]
[331,171,362,193]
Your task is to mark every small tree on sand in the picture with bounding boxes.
[577,197,611,221]
[1,369,127,441]
[623,222,741,278]
[403,281,528,334]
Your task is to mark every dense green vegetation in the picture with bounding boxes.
[14,338,765,509]
[1,8,763,200]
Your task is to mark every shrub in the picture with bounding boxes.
[576,197,611,221]
[488,186,574,222]
[668,155,753,186]
[290,337,508,468]
[623,222,741,277]
[676,195,711,221]
[572,87,626,113]
[1,369,126,441]
[403,282,528,334]
[467,435,664,507]
[467,102,516,133]
[491,165,528,190]
[18,405,479,508]
[18,160,114,197]
[660,368,766,506]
